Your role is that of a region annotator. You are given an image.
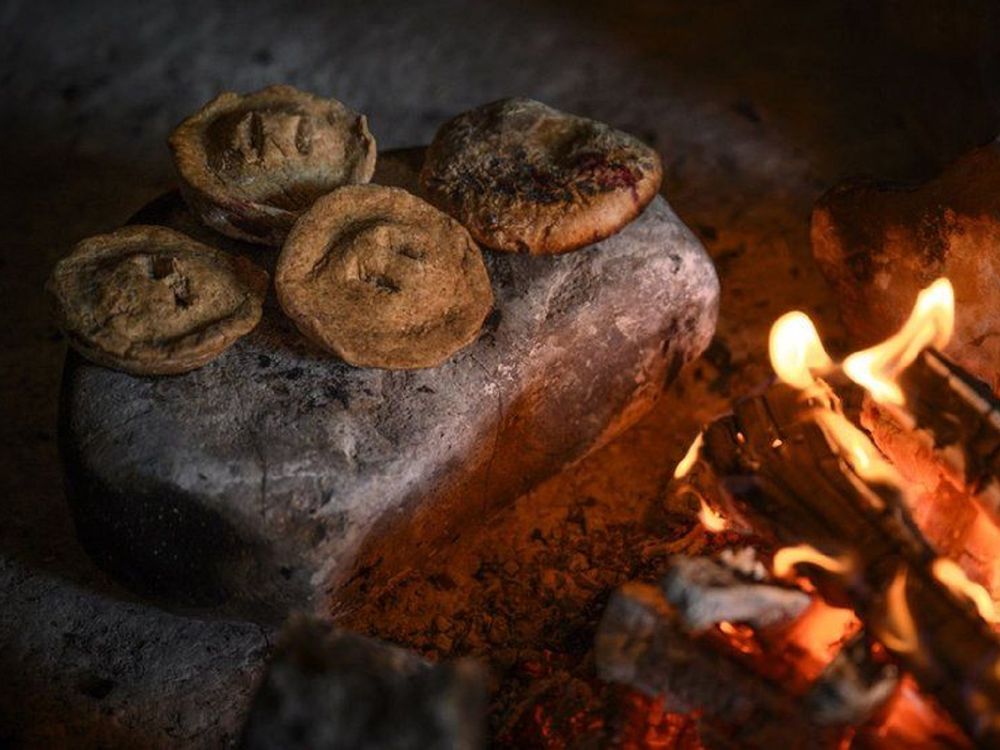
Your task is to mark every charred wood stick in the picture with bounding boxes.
[805,630,898,727]
[596,581,843,750]
[886,348,1000,524]
[598,553,881,746]
[701,381,1000,747]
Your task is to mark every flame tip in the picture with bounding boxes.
[697,496,728,533]
[674,432,704,480]
[768,311,834,389]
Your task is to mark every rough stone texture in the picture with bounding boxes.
[812,138,1000,389]
[241,617,485,750]
[0,556,272,748]
[5,0,999,747]
[61,151,719,619]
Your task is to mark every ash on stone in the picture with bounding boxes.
[241,616,486,750]
[662,551,811,631]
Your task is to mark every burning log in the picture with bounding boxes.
[597,580,843,749]
[602,277,1000,747]
[831,278,1000,597]
[833,278,1000,533]
[700,380,1000,747]
[596,551,901,747]
[870,347,1000,527]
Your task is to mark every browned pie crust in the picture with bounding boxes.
[420,98,663,255]
[276,185,493,369]
[170,85,376,246]
[47,225,268,375]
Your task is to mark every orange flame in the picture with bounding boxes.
[784,600,859,669]
[673,432,703,479]
[697,496,728,533]
[772,544,851,580]
[843,279,954,406]
[932,557,1000,624]
[768,311,834,389]
[812,409,902,494]
[881,568,919,655]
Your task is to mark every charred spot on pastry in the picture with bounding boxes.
[420,98,662,255]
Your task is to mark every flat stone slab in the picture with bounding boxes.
[812,137,1000,390]
[241,617,485,750]
[60,149,719,620]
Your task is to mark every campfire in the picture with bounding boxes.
[598,278,1000,748]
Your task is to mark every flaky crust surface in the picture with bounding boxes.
[420,98,662,255]
[276,185,493,369]
[170,85,376,246]
[47,225,268,375]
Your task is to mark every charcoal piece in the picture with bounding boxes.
[241,617,485,750]
[59,148,719,619]
[805,633,898,727]
[662,553,811,630]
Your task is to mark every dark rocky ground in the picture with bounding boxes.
[2,0,999,747]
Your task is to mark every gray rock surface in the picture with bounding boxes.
[60,151,719,620]
[0,556,272,748]
[241,617,485,750]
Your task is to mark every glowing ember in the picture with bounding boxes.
[866,676,971,749]
[674,432,703,479]
[932,557,1000,625]
[881,568,919,655]
[843,278,955,406]
[772,544,851,580]
[768,311,834,389]
[697,496,728,533]
[782,600,859,671]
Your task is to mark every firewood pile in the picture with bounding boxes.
[598,279,1000,749]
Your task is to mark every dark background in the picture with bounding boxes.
[1,0,999,746]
